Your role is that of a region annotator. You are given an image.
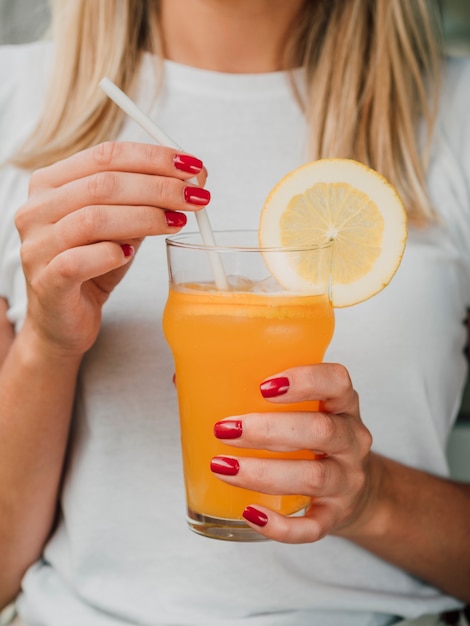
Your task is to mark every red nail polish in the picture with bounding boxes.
[165,211,187,227]
[260,376,289,398]
[120,244,134,258]
[210,456,240,476]
[243,506,268,527]
[173,154,203,175]
[184,186,211,205]
[214,420,242,439]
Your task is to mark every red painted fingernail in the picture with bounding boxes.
[120,244,134,258]
[210,456,240,476]
[214,420,243,439]
[260,376,289,398]
[184,186,211,205]
[243,506,268,527]
[165,211,187,227]
[173,154,203,175]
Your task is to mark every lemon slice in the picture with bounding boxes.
[259,158,407,307]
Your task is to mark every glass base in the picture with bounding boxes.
[187,504,309,541]
[187,509,269,542]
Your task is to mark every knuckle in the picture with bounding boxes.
[87,171,118,200]
[329,363,352,395]
[252,458,270,486]
[358,423,373,455]
[92,141,119,167]
[277,516,324,544]
[54,250,80,282]
[150,176,180,209]
[277,517,299,543]
[15,198,44,239]
[306,457,329,489]
[153,174,172,200]
[316,412,336,443]
[28,271,50,299]
[19,239,35,271]
[27,275,41,298]
[258,413,275,444]
[14,204,30,235]
[102,241,124,267]
[353,467,368,495]
[306,519,327,542]
[56,205,106,247]
[143,143,166,168]
[28,166,49,191]
[78,205,106,241]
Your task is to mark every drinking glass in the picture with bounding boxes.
[163,230,334,541]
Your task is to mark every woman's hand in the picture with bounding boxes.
[211,363,379,543]
[16,141,209,357]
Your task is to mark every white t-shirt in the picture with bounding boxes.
[0,41,469,626]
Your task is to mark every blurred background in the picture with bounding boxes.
[0,0,470,51]
[0,0,469,478]
[0,0,50,44]
[441,0,470,55]
[1,0,470,52]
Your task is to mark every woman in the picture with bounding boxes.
[0,1,469,624]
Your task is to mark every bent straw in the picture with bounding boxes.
[99,77,229,290]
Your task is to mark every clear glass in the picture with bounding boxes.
[163,230,335,541]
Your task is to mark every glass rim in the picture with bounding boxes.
[165,230,334,253]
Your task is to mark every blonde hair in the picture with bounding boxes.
[13,0,442,224]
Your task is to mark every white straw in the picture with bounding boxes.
[99,77,229,290]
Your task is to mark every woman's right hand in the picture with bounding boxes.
[15,141,209,357]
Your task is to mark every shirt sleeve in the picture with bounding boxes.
[0,42,51,328]
[428,56,470,306]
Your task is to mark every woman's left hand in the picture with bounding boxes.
[211,363,379,543]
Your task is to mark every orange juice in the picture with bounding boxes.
[163,284,335,533]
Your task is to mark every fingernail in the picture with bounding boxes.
[214,420,242,439]
[260,376,289,398]
[210,456,240,476]
[173,154,203,175]
[184,186,211,205]
[165,211,187,227]
[120,243,134,258]
[243,506,268,527]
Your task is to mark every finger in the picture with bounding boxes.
[54,203,187,249]
[210,455,346,499]
[18,172,209,236]
[40,241,135,292]
[19,203,185,271]
[214,411,357,455]
[31,142,204,189]
[260,363,359,415]
[241,504,336,544]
